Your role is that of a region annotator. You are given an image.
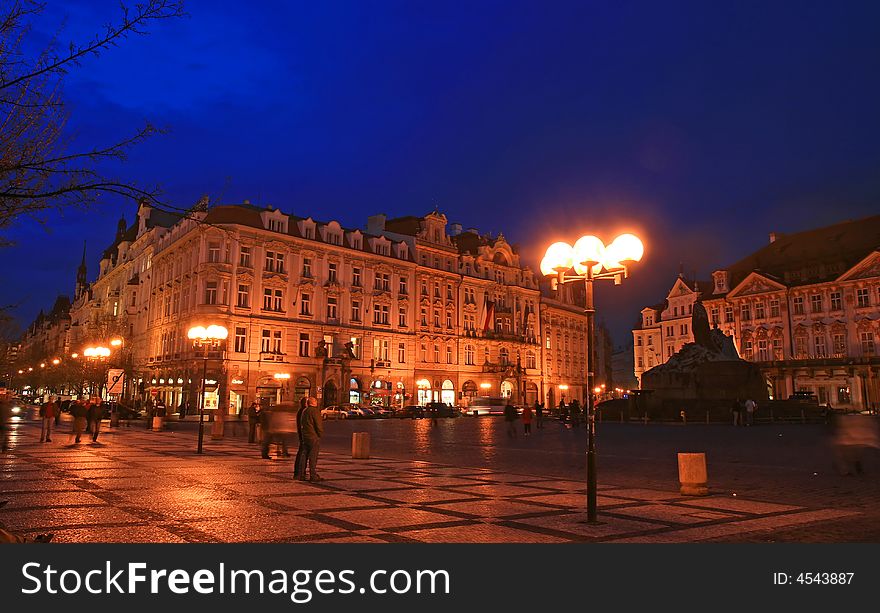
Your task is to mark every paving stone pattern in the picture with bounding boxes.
[0,421,863,543]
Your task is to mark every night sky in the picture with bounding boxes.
[3,0,879,347]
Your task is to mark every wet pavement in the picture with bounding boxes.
[1,415,877,542]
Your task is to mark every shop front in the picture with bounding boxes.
[440,379,455,405]
[416,378,432,406]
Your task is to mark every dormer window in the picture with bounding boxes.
[268,219,285,232]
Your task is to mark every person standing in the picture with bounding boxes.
[294,397,307,479]
[522,403,533,436]
[247,401,259,443]
[297,397,324,482]
[40,396,58,443]
[535,401,544,429]
[570,398,581,428]
[731,398,742,427]
[504,402,518,438]
[259,404,273,459]
[70,399,88,444]
[559,399,568,426]
[87,398,103,443]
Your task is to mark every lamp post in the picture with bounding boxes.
[83,346,111,399]
[541,233,644,522]
[187,325,228,454]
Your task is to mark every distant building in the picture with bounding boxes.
[634,215,880,410]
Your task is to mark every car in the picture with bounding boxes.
[358,407,377,418]
[321,406,349,420]
[464,397,508,416]
[372,407,393,418]
[395,405,425,418]
[424,402,459,418]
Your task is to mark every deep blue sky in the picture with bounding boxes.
[3,0,880,346]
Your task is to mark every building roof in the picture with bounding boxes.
[725,213,880,290]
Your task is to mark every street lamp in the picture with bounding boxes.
[541,232,644,523]
[274,372,291,402]
[82,346,111,399]
[187,324,228,454]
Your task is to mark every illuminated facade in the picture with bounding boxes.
[62,201,587,413]
[634,216,880,409]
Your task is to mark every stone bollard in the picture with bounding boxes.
[352,432,370,459]
[680,410,687,425]
[110,411,120,428]
[152,416,163,431]
[678,452,709,496]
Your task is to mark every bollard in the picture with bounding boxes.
[706,409,710,424]
[678,452,709,496]
[620,410,624,423]
[801,409,805,424]
[643,412,648,425]
[110,412,119,428]
[680,410,687,425]
[352,432,370,459]
[152,416,163,431]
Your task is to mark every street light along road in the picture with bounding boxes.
[187,324,229,454]
[541,233,644,523]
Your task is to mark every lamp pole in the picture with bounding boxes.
[188,324,229,455]
[198,347,207,454]
[542,234,644,524]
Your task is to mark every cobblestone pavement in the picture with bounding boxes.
[1,416,876,543]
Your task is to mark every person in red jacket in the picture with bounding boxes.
[39,396,58,442]
[521,404,533,436]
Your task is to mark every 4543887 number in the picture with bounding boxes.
[774,572,854,585]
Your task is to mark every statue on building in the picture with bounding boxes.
[315,339,328,358]
[343,341,356,360]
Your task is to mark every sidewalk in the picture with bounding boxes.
[0,422,858,543]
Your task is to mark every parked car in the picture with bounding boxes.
[372,407,394,418]
[424,402,459,418]
[396,404,425,418]
[321,406,349,420]
[358,407,377,418]
[464,397,508,416]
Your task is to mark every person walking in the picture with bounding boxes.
[558,399,568,427]
[504,402,518,438]
[731,398,743,427]
[522,403,533,436]
[744,398,756,426]
[247,401,260,444]
[297,397,324,482]
[87,398,103,443]
[570,398,581,428]
[40,396,58,443]
[259,404,274,459]
[70,399,88,444]
[535,401,544,429]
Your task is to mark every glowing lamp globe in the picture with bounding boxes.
[205,325,229,340]
[603,234,644,270]
[187,326,207,341]
[573,235,606,275]
[540,242,574,276]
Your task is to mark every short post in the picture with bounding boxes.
[678,452,709,496]
[706,409,710,424]
[643,412,648,425]
[680,410,687,425]
[352,432,370,459]
[801,408,805,424]
[152,415,163,431]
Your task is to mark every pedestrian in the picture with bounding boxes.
[40,396,58,442]
[297,397,324,482]
[0,390,12,453]
[570,398,581,428]
[535,401,544,429]
[294,397,307,479]
[259,404,273,459]
[247,401,259,443]
[87,397,103,443]
[522,403,533,436]
[744,398,756,426]
[145,398,154,429]
[560,400,569,428]
[504,402,518,438]
[731,398,742,427]
[231,404,245,436]
[55,400,64,426]
[70,399,88,444]
[262,404,292,459]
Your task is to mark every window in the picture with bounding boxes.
[795,336,807,359]
[645,315,653,326]
[374,273,390,291]
[265,251,284,273]
[666,325,673,337]
[351,300,361,322]
[373,304,389,325]
[772,338,783,360]
[302,258,312,278]
[399,277,408,295]
[328,262,338,283]
[446,310,453,328]
[398,306,407,327]
[465,344,474,365]
[710,308,719,325]
[740,304,751,321]
[207,242,221,263]
[446,344,453,364]
[239,246,252,268]
[770,299,780,318]
[349,336,361,359]
[857,288,870,308]
[237,284,249,308]
[814,335,826,358]
[433,310,441,327]
[373,338,389,361]
[421,280,428,296]
[830,291,842,311]
[352,267,361,287]
[810,294,823,313]
[637,337,643,346]
[434,282,441,298]
[300,293,311,316]
[464,288,475,304]
[681,324,689,335]
[270,330,281,353]
[420,343,427,362]
[673,306,679,316]
[323,334,334,357]
[327,296,338,320]
[793,296,804,315]
[269,219,284,233]
[163,296,171,317]
[499,347,510,365]
[724,306,734,323]
[447,284,453,300]
[755,301,766,319]
[743,339,753,360]
[637,357,644,368]
[833,333,847,356]
[861,331,875,355]
[263,288,272,310]
[434,344,440,362]
[204,281,217,305]
[420,307,428,326]
[298,333,310,357]
[526,351,536,369]
[234,327,246,353]
[327,232,341,245]
[261,329,271,353]
[398,342,406,364]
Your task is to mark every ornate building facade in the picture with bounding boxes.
[634,215,880,410]
[57,200,588,413]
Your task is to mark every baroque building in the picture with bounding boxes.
[633,215,880,410]
[60,200,589,414]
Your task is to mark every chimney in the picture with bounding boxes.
[712,270,729,294]
[769,232,777,243]
[367,214,386,234]
[449,223,462,236]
